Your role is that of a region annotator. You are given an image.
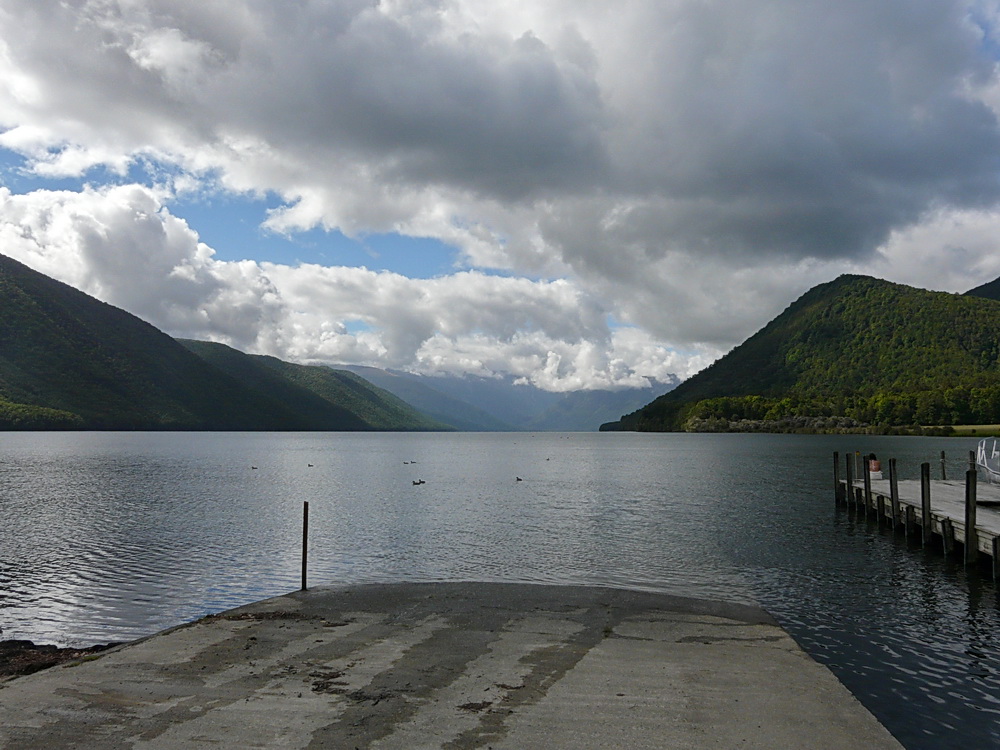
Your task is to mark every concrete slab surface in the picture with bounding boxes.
[0,582,902,749]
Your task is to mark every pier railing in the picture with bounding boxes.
[976,438,1000,483]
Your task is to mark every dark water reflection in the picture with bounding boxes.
[1,431,998,748]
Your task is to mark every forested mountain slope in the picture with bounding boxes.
[605,275,1000,432]
[0,252,446,430]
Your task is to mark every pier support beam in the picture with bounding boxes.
[863,456,872,519]
[845,454,855,510]
[833,452,842,504]
[993,537,1000,581]
[920,463,932,547]
[888,458,900,530]
[941,519,955,556]
[965,469,978,566]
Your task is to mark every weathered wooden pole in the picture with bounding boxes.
[942,518,955,555]
[845,453,855,510]
[876,495,886,527]
[888,458,900,530]
[905,505,916,540]
[833,451,842,504]
[862,454,873,519]
[301,500,309,591]
[970,450,977,473]
[941,450,947,481]
[920,462,932,546]
[965,469,978,566]
[993,536,1000,581]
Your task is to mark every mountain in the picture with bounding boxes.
[337,365,514,431]
[0,252,444,430]
[181,342,447,431]
[604,274,1000,432]
[339,365,677,431]
[965,276,1000,301]
[525,378,678,431]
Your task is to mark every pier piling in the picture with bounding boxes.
[833,452,842,503]
[965,469,978,566]
[920,463,932,547]
[889,458,900,530]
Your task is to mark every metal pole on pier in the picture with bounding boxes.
[920,462,932,546]
[301,501,309,592]
[965,469,978,566]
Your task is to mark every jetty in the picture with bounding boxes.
[0,582,901,749]
[835,450,1000,577]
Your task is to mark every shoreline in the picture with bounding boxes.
[0,640,121,680]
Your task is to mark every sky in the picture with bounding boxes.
[3,0,1000,392]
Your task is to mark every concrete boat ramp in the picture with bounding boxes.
[0,583,901,749]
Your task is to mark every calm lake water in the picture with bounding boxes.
[1,431,999,748]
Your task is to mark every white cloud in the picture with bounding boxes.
[3,1,1000,387]
[0,184,684,390]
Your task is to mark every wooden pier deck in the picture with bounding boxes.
[836,453,1000,577]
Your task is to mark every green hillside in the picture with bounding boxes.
[605,275,1000,433]
[0,253,446,430]
[181,341,448,431]
[0,253,300,429]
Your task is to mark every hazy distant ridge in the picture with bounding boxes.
[340,365,677,431]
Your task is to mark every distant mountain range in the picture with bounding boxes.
[337,365,678,431]
[604,274,1000,433]
[0,253,444,431]
[0,251,673,431]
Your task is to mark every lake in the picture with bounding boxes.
[1,431,998,748]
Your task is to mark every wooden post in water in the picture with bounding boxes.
[301,500,309,592]
[833,452,841,504]
[965,469,978,566]
[905,505,916,540]
[876,495,886,528]
[889,458,900,530]
[941,450,947,481]
[993,537,1000,581]
[920,462,932,546]
[862,454,872,519]
[845,453,855,510]
[942,519,955,555]
[970,450,977,473]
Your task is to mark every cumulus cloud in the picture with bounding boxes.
[2,0,1000,386]
[0,184,686,389]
